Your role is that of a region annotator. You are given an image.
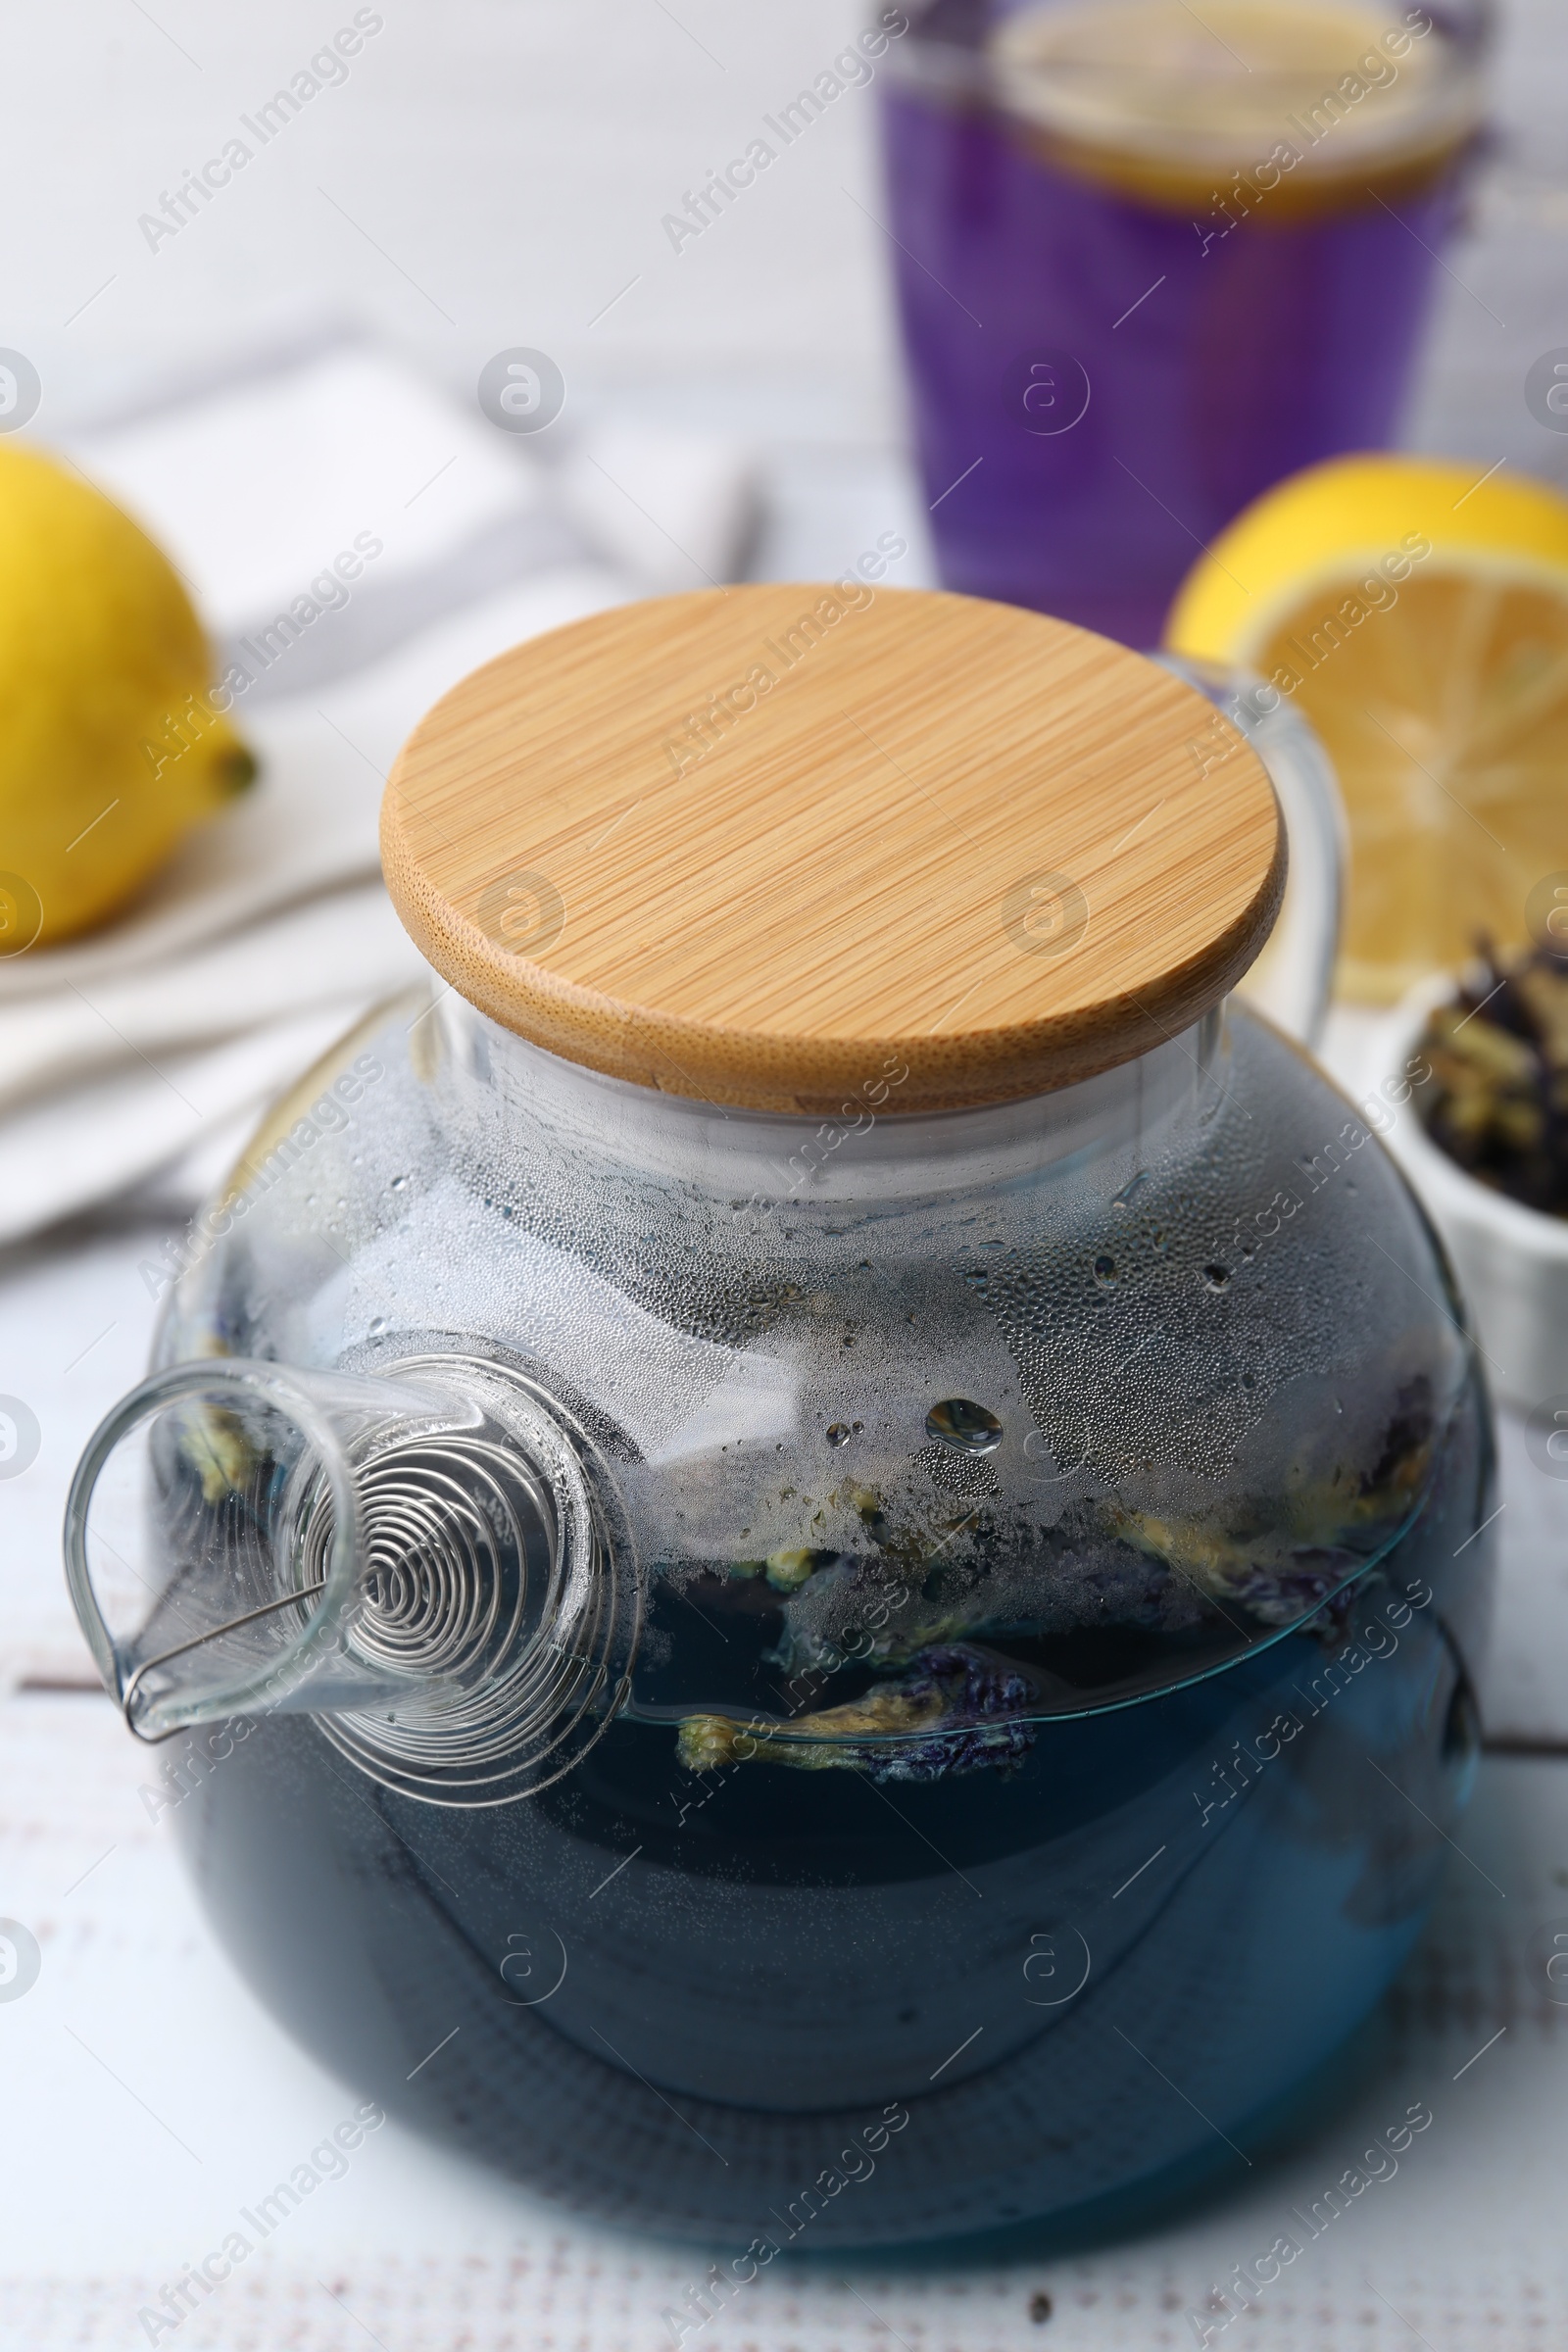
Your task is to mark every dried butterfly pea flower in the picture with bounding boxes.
[1416,939,1568,1216]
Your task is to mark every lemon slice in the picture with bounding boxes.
[989,0,1479,217]
[1165,457,1568,1003]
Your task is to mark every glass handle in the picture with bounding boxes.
[1155,656,1346,1049]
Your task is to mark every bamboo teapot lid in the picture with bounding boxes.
[381,586,1282,1115]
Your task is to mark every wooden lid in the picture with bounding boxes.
[381,586,1282,1115]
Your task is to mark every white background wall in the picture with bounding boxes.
[10,2,905,439]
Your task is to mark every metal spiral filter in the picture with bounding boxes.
[288,1355,638,1805]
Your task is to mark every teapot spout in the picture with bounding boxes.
[65,1351,638,1803]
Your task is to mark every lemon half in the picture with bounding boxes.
[1165,456,1568,1003]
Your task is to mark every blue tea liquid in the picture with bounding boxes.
[172,1369,1490,2248]
[883,0,1482,645]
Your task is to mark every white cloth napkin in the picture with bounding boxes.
[0,337,756,1247]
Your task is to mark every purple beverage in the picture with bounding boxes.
[883,0,1489,646]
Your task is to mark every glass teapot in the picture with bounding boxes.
[66,587,1492,2250]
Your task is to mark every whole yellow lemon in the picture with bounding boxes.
[0,440,255,953]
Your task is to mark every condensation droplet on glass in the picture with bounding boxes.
[926,1398,1004,1453]
[368,1316,389,1338]
[826,1423,852,1446]
[1201,1263,1230,1290]
[1111,1170,1149,1209]
[1094,1253,1117,1288]
[390,1173,410,1192]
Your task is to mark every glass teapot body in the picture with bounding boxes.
[90,982,1492,2246]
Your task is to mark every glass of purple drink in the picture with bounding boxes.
[882,0,1491,646]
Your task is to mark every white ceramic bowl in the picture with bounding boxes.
[1378,977,1568,1413]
